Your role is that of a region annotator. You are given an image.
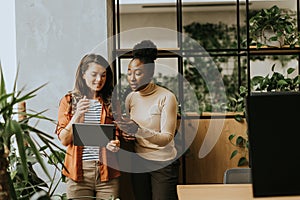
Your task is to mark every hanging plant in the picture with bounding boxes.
[249,5,300,48]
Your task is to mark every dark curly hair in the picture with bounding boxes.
[132,40,158,66]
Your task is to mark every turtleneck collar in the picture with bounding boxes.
[138,82,157,96]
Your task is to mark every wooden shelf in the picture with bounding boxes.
[114,48,181,58]
[248,46,300,55]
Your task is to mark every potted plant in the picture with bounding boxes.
[229,64,300,166]
[249,5,299,48]
[251,64,300,91]
[0,63,65,199]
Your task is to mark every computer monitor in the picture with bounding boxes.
[247,91,300,197]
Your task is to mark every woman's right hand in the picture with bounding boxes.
[72,96,90,122]
[60,96,90,146]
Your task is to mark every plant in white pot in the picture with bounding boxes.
[249,5,299,48]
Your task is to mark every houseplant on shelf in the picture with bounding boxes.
[183,21,248,113]
[251,64,300,91]
[0,63,65,199]
[249,5,300,48]
[229,64,300,166]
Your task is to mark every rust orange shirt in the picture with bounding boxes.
[56,94,120,182]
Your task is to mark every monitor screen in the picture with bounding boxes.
[247,91,300,197]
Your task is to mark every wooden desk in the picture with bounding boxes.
[177,184,300,200]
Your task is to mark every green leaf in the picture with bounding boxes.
[39,145,48,151]
[23,134,51,180]
[251,76,263,84]
[239,86,247,95]
[12,64,20,97]
[12,82,47,106]
[234,114,244,122]
[7,170,18,200]
[228,134,235,141]
[287,68,295,74]
[269,36,278,41]
[257,43,262,48]
[39,137,67,171]
[23,110,54,123]
[277,79,288,86]
[9,119,29,181]
[236,136,245,146]
[0,62,7,98]
[25,124,55,140]
[230,150,238,159]
[271,63,276,72]
[48,150,65,165]
[238,157,248,166]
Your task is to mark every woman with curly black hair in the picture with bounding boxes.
[116,40,180,200]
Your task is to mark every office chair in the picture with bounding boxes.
[223,167,252,184]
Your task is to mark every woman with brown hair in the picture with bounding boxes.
[56,53,120,199]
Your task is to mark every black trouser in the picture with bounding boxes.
[132,159,180,200]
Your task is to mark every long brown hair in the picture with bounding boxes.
[72,53,113,104]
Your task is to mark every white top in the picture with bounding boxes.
[82,99,101,161]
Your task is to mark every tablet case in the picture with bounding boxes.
[72,123,116,146]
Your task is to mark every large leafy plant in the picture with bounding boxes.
[0,63,65,199]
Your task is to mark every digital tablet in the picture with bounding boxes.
[72,123,116,146]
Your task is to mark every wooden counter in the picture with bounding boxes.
[177,184,300,200]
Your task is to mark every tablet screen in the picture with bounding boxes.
[72,123,116,146]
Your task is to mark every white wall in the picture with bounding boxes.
[0,0,16,92]
[16,0,109,121]
[14,0,110,195]
[119,10,241,49]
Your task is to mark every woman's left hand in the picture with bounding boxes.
[106,139,120,152]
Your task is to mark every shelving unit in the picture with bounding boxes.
[111,0,299,189]
[111,0,248,187]
[112,0,248,114]
[245,0,300,95]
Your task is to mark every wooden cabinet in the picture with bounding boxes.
[182,113,247,183]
